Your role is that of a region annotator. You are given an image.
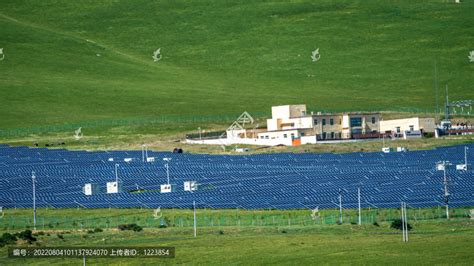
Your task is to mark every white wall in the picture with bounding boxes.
[301,136,317,144]
[258,129,299,140]
[186,137,293,146]
[272,105,291,119]
[271,105,307,119]
[380,118,420,133]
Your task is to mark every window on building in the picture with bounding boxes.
[290,133,295,139]
[372,117,376,124]
[301,132,305,136]
[330,119,334,125]
[265,135,269,139]
[322,132,326,139]
[409,125,414,131]
[339,119,342,125]
[314,119,318,125]
[396,127,400,133]
[350,117,362,127]
[330,132,334,139]
[283,134,287,138]
[322,119,326,126]
[260,136,264,139]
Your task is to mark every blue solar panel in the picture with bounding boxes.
[0,144,473,209]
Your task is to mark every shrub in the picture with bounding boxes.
[219,230,224,235]
[117,224,143,232]
[390,219,412,231]
[94,228,103,233]
[16,230,37,243]
[87,230,94,234]
[373,222,380,227]
[0,233,17,247]
[57,234,64,239]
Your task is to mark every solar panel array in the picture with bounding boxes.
[0,144,472,209]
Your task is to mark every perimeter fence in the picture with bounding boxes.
[0,207,471,231]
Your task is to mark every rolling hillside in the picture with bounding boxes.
[0,0,473,130]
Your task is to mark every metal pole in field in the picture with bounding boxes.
[443,166,449,219]
[434,60,439,120]
[163,158,171,185]
[401,202,405,242]
[338,189,343,224]
[358,187,361,225]
[142,145,145,162]
[32,171,36,231]
[404,202,409,242]
[465,147,469,169]
[193,200,197,237]
[115,164,119,183]
[145,145,148,161]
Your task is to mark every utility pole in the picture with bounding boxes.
[401,202,408,242]
[163,158,171,185]
[115,164,119,183]
[465,147,469,170]
[32,171,36,231]
[338,189,343,224]
[434,60,439,120]
[193,200,197,238]
[358,187,361,225]
[436,160,452,219]
[445,84,450,122]
[443,165,450,219]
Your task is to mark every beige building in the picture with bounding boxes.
[187,104,434,147]
[258,105,381,141]
[380,117,436,135]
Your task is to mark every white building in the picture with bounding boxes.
[186,104,436,147]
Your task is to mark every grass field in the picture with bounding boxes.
[0,208,473,265]
[1,0,473,131]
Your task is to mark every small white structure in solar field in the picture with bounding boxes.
[106,181,121,194]
[0,48,4,61]
[469,51,474,62]
[108,158,114,162]
[83,183,99,195]
[311,48,320,62]
[107,164,122,194]
[184,181,198,192]
[152,48,162,62]
[124,158,132,162]
[146,157,155,162]
[397,147,407,152]
[436,162,446,171]
[160,184,172,193]
[382,147,391,153]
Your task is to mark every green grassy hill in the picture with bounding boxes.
[1,0,473,130]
